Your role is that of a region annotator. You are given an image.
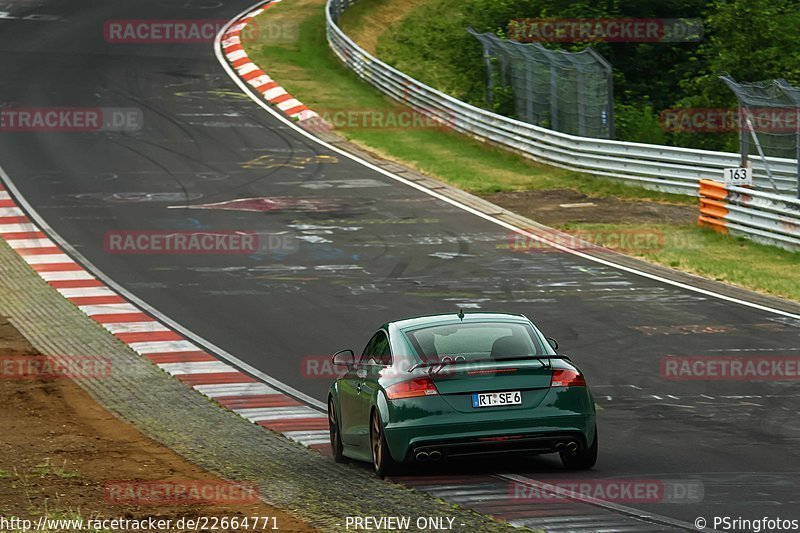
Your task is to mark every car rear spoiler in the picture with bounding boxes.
[407,355,572,373]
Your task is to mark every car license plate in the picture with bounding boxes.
[472,391,522,408]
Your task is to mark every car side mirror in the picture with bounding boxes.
[546,338,558,350]
[332,349,355,367]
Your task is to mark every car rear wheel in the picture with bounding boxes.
[561,426,598,470]
[370,410,399,478]
[328,398,347,463]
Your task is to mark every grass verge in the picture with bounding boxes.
[558,223,800,299]
[243,0,800,302]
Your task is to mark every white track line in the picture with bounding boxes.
[158,360,236,375]
[102,321,170,334]
[194,382,279,397]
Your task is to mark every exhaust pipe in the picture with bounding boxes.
[566,441,578,453]
[415,451,429,462]
[428,450,442,461]
[554,442,566,452]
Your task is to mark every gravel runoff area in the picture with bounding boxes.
[0,237,517,532]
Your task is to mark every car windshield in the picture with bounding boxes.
[403,321,554,364]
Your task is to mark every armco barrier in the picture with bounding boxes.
[699,180,800,251]
[325,0,799,197]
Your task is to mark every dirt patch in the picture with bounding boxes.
[482,188,696,226]
[0,317,314,532]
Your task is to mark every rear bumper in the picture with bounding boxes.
[385,413,596,463]
[411,431,587,460]
[380,385,596,463]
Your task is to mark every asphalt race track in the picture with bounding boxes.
[2,0,800,529]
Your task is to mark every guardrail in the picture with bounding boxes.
[325,0,798,197]
[325,0,800,251]
[699,180,800,251]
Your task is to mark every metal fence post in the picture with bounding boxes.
[549,61,558,132]
[794,116,800,198]
[740,112,749,168]
[484,49,495,107]
[586,47,613,139]
[576,65,586,137]
[525,62,534,123]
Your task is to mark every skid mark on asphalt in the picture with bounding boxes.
[173,89,251,101]
[169,196,339,212]
[631,322,798,336]
[705,347,800,352]
[291,216,441,226]
[277,178,389,189]
[240,154,337,169]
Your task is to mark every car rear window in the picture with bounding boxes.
[403,322,553,363]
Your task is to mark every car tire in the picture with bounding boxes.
[370,409,399,478]
[560,426,598,470]
[328,398,347,463]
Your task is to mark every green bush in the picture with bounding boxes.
[614,103,667,145]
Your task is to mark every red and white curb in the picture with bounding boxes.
[220,0,318,122]
[0,183,330,452]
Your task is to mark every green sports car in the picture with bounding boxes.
[327,312,598,477]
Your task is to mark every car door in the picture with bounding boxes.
[339,332,380,446]
[358,331,392,438]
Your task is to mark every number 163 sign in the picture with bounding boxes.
[722,167,753,186]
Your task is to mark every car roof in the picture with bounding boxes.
[386,312,530,331]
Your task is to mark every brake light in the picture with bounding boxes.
[550,369,586,387]
[467,368,518,375]
[385,377,439,400]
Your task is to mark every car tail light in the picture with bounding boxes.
[550,369,586,387]
[385,377,439,400]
